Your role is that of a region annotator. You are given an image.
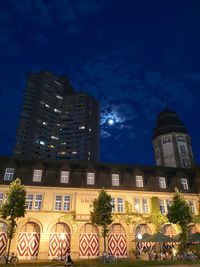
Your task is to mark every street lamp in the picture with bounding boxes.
[60,233,65,259]
[137,233,142,241]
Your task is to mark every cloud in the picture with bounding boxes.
[101,129,111,139]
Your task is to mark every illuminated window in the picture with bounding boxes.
[142,198,149,213]
[159,199,166,213]
[54,195,71,211]
[33,169,42,182]
[134,198,141,213]
[136,175,143,187]
[40,141,45,145]
[117,198,124,212]
[55,196,62,210]
[180,178,188,190]
[72,151,77,154]
[189,201,195,214]
[54,108,61,113]
[35,195,42,210]
[112,174,119,186]
[63,196,70,211]
[87,172,95,185]
[51,136,58,140]
[111,198,115,212]
[0,193,4,207]
[159,177,166,189]
[56,94,63,100]
[25,195,34,210]
[4,168,15,181]
[79,126,85,129]
[60,171,69,184]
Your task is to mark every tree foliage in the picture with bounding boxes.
[90,189,113,251]
[167,188,192,243]
[147,197,168,232]
[0,178,26,258]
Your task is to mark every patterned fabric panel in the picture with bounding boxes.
[17,233,40,257]
[0,233,7,256]
[79,233,99,257]
[136,242,154,254]
[108,234,127,256]
[49,233,70,257]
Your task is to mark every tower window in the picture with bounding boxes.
[162,136,171,144]
[177,135,185,142]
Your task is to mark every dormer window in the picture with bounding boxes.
[180,178,188,190]
[33,169,42,182]
[4,168,15,181]
[112,174,119,186]
[159,177,166,189]
[87,172,95,185]
[60,171,69,183]
[136,175,143,187]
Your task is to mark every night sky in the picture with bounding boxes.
[0,0,200,165]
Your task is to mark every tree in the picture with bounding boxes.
[0,178,26,262]
[147,197,168,232]
[167,188,192,244]
[90,189,113,252]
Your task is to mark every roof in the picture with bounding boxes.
[0,157,199,193]
[153,107,188,139]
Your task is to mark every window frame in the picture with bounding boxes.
[60,171,69,184]
[159,177,167,189]
[87,172,95,185]
[32,169,42,182]
[180,178,189,190]
[112,174,120,186]
[4,168,15,181]
[136,175,144,187]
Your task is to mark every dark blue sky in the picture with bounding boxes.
[0,0,200,165]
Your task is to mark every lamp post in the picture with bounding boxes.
[60,233,65,260]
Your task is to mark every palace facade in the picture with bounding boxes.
[0,107,199,260]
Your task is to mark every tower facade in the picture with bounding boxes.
[152,107,194,168]
[13,70,99,161]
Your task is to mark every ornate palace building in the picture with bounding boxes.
[0,108,199,260]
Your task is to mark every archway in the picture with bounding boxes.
[0,222,7,256]
[161,224,177,236]
[79,223,99,258]
[135,223,153,254]
[17,222,40,259]
[49,222,70,258]
[108,224,127,257]
[188,223,199,234]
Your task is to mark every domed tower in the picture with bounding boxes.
[152,107,195,168]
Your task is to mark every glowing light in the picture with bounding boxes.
[108,119,114,125]
[137,233,142,240]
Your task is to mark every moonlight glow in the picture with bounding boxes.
[108,119,114,125]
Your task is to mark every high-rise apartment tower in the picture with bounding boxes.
[13,70,99,161]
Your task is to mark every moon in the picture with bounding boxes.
[108,119,114,125]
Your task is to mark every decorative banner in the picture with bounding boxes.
[108,234,127,257]
[17,233,40,258]
[0,233,7,256]
[79,233,99,257]
[49,233,70,258]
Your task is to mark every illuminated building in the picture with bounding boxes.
[0,108,198,260]
[13,70,99,161]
